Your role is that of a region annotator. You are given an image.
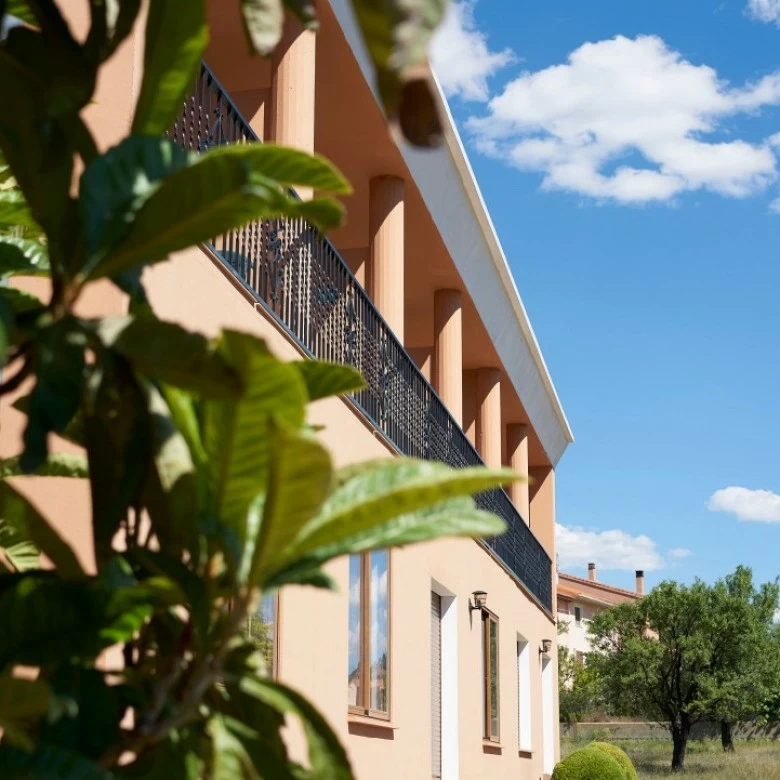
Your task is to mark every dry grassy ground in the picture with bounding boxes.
[562,738,780,779]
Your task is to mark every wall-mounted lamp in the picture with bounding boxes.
[539,639,553,656]
[470,590,488,612]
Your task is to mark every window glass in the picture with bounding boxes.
[488,617,499,739]
[348,554,362,707]
[243,592,277,676]
[348,551,391,716]
[369,550,389,713]
[482,612,500,740]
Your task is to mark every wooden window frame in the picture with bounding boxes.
[481,608,500,742]
[348,550,392,721]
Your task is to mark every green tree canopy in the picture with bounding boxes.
[588,568,779,772]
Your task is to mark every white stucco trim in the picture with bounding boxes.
[328,0,574,465]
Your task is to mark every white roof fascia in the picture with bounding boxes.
[328,0,574,465]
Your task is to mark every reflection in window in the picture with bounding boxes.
[348,554,362,707]
[482,611,500,741]
[242,592,278,676]
[347,551,390,717]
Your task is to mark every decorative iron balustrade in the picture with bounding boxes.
[167,62,553,613]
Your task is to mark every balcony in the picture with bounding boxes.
[167,62,553,614]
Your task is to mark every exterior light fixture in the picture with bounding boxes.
[540,639,553,656]
[470,590,488,612]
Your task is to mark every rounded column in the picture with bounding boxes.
[368,176,405,341]
[476,368,502,469]
[432,289,463,425]
[271,16,316,197]
[507,423,530,524]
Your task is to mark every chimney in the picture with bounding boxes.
[587,562,597,582]
[635,570,645,596]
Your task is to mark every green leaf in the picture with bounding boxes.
[282,0,317,29]
[239,0,284,56]
[95,315,242,399]
[0,481,84,578]
[0,575,126,669]
[208,715,262,780]
[0,46,79,253]
[0,675,51,751]
[0,513,39,572]
[141,382,199,559]
[22,318,86,472]
[0,188,37,229]
[0,284,45,315]
[293,360,365,401]
[84,0,142,62]
[0,294,10,359]
[83,357,150,563]
[246,422,332,585]
[79,137,190,266]
[91,144,349,280]
[115,727,204,779]
[132,0,208,136]
[40,667,120,760]
[0,236,50,278]
[204,331,308,547]
[4,2,37,26]
[0,744,113,779]
[127,549,209,642]
[347,0,446,146]
[235,678,352,780]
[0,452,88,479]
[290,460,513,556]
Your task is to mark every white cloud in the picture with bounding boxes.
[467,35,780,204]
[707,486,780,523]
[556,525,666,572]
[430,0,515,102]
[769,197,780,213]
[668,547,693,560]
[748,0,780,24]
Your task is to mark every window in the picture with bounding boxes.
[517,637,532,751]
[557,598,571,615]
[242,592,278,676]
[348,551,390,717]
[574,606,582,625]
[481,611,499,741]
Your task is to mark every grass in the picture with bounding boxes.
[562,738,780,779]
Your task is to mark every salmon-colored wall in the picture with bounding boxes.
[144,248,560,778]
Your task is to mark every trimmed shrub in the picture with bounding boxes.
[551,747,624,780]
[589,742,638,780]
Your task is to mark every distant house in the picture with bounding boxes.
[557,564,644,661]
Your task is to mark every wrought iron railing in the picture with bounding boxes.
[167,62,553,613]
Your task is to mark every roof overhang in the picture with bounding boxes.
[328,0,573,465]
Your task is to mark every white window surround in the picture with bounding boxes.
[541,656,555,775]
[432,580,459,780]
[517,636,532,752]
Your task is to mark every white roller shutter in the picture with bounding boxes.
[431,592,442,779]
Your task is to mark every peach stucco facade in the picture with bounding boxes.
[1,2,574,778]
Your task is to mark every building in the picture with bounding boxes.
[557,565,644,662]
[1,2,574,778]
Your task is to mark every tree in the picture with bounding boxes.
[708,566,780,752]
[557,621,600,724]
[588,570,779,772]
[0,1,511,777]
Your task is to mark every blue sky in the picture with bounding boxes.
[431,0,780,592]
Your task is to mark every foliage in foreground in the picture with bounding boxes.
[588,567,780,772]
[0,0,512,777]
